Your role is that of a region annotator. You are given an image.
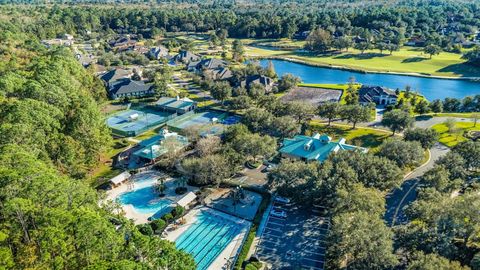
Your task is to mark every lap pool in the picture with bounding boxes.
[175,210,244,270]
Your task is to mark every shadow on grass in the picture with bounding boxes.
[437,63,480,77]
[402,57,428,63]
[334,53,388,60]
[350,134,388,148]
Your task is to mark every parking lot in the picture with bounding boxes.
[255,199,330,270]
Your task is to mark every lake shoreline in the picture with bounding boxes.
[250,55,480,82]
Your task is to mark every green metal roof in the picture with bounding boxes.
[279,134,366,162]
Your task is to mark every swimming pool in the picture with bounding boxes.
[118,173,172,217]
[175,211,242,270]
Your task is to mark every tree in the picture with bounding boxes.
[242,108,273,133]
[407,252,469,270]
[269,116,300,138]
[377,140,424,168]
[429,99,443,113]
[277,73,301,92]
[444,118,456,134]
[318,102,341,125]
[333,36,352,51]
[453,141,480,171]
[344,81,359,105]
[386,43,400,55]
[248,83,266,99]
[231,133,277,163]
[326,211,398,270]
[154,66,173,97]
[195,136,221,156]
[404,128,439,149]
[182,154,232,186]
[473,112,480,127]
[375,42,388,54]
[414,99,430,114]
[333,184,386,217]
[340,104,371,128]
[462,45,480,66]
[280,101,315,124]
[424,44,441,59]
[265,60,276,78]
[210,81,232,106]
[232,39,245,62]
[305,28,333,53]
[354,41,371,54]
[382,109,413,135]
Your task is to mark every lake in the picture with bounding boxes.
[259,59,480,100]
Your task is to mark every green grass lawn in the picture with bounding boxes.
[308,121,393,149]
[421,112,480,119]
[244,43,480,78]
[431,122,479,147]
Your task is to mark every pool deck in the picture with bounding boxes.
[165,206,251,270]
[105,170,198,224]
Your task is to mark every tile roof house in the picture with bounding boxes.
[133,129,189,161]
[187,58,227,72]
[358,85,398,105]
[107,78,155,100]
[156,96,197,114]
[279,133,367,162]
[240,75,275,93]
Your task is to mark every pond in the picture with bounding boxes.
[259,59,480,101]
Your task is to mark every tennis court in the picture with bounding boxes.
[107,109,175,137]
[170,111,226,129]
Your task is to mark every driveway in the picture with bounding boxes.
[384,142,450,226]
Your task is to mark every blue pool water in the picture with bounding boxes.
[259,59,480,101]
[175,211,242,270]
[118,185,172,215]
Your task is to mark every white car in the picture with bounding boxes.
[270,209,287,218]
[275,196,290,204]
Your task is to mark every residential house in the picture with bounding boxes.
[107,78,155,100]
[156,96,197,114]
[279,133,367,162]
[172,50,201,64]
[404,37,426,47]
[109,35,138,52]
[207,67,233,81]
[240,75,275,93]
[148,46,169,60]
[100,68,133,86]
[133,129,189,161]
[358,85,398,105]
[188,58,227,72]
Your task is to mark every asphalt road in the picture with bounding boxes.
[384,142,450,226]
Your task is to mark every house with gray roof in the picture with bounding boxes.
[108,78,155,100]
[279,133,367,162]
[240,75,275,93]
[100,68,133,86]
[148,46,170,60]
[358,85,398,105]
[173,50,200,64]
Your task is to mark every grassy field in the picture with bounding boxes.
[431,122,478,147]
[308,121,393,149]
[244,42,480,78]
[421,112,480,119]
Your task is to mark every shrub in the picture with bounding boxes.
[150,219,167,233]
[172,205,185,218]
[162,213,174,222]
[137,224,154,236]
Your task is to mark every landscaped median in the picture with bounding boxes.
[431,122,479,147]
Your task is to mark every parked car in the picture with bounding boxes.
[270,209,287,218]
[274,196,290,204]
